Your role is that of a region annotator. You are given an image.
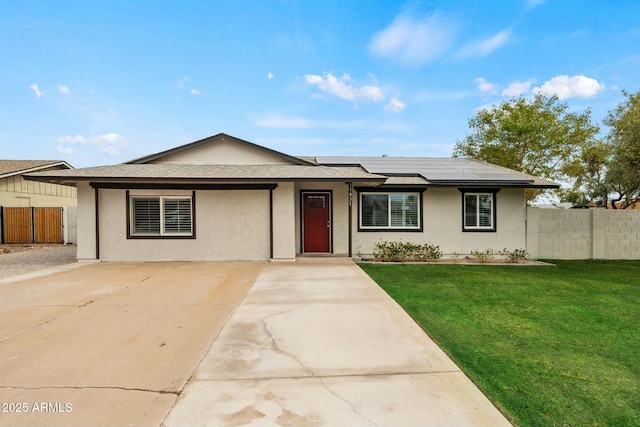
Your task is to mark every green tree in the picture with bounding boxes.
[561,141,612,207]
[453,94,600,202]
[603,90,640,209]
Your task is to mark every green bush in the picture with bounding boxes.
[504,248,529,263]
[470,248,530,263]
[470,248,496,263]
[414,243,443,261]
[373,241,442,262]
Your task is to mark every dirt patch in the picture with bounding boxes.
[0,244,62,254]
[0,244,77,279]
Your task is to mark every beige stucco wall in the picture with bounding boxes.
[527,207,640,259]
[150,138,295,165]
[354,188,528,258]
[63,206,77,244]
[0,175,76,207]
[75,182,294,262]
[295,182,351,255]
[74,180,531,262]
[97,188,270,261]
[76,182,97,260]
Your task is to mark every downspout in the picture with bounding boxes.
[95,187,100,260]
[269,188,274,259]
[348,182,353,258]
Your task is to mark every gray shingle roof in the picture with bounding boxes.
[25,164,387,184]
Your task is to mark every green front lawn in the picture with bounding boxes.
[360,261,640,427]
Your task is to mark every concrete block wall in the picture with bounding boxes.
[527,207,640,259]
[595,209,640,259]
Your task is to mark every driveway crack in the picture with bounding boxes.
[261,317,315,377]
[261,313,379,427]
[0,385,179,396]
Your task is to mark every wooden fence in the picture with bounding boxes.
[0,207,63,244]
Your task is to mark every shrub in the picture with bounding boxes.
[414,243,443,261]
[373,241,408,262]
[504,248,529,263]
[470,248,530,263]
[471,248,495,263]
[373,241,442,262]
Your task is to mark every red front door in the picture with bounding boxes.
[302,192,331,253]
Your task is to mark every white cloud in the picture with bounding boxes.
[502,80,534,97]
[305,73,384,104]
[457,30,511,58]
[532,75,605,99]
[91,133,126,156]
[56,133,126,156]
[91,133,123,144]
[58,85,70,94]
[369,11,457,66]
[57,135,86,144]
[190,89,200,95]
[474,77,498,93]
[176,76,191,89]
[30,83,42,98]
[525,0,547,10]
[385,97,406,113]
[267,72,274,79]
[54,146,74,155]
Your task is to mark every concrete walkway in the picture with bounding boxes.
[164,259,512,427]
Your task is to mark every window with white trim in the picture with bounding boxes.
[130,196,193,236]
[463,193,494,230]
[360,192,420,229]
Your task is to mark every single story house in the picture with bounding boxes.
[0,160,76,207]
[26,133,558,261]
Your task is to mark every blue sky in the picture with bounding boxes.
[1,0,639,167]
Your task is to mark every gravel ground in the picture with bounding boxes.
[0,244,77,279]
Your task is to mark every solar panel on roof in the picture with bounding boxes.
[317,156,535,183]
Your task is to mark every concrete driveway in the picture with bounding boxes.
[0,262,266,427]
[0,259,511,427]
[164,259,512,427]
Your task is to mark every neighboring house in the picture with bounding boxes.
[25,133,558,261]
[0,160,77,207]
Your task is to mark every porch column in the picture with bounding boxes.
[76,182,98,260]
[271,182,296,260]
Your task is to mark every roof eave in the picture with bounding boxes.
[426,180,560,189]
[24,175,387,185]
[0,161,73,179]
